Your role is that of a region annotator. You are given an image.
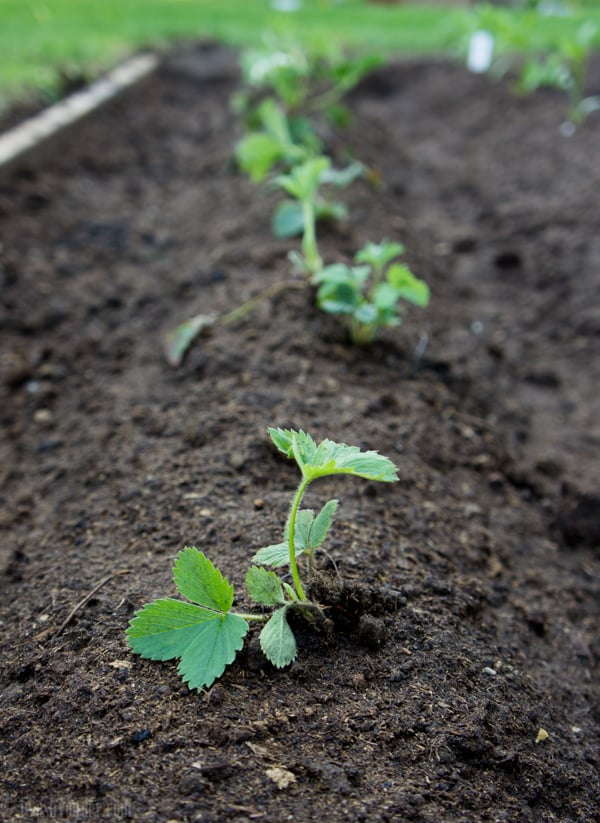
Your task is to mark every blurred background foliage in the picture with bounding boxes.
[0,1,599,111]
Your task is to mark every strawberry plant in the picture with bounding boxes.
[127,427,398,691]
[272,156,330,275]
[312,240,430,345]
[272,158,364,240]
[272,156,365,275]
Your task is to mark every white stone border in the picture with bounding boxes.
[0,52,160,174]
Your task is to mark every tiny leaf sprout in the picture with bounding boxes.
[127,428,398,690]
[312,240,430,345]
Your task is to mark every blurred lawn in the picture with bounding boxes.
[0,0,599,109]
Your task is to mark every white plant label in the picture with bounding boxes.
[467,30,495,74]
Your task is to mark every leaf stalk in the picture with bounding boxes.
[287,475,311,602]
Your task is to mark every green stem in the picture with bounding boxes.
[287,475,311,602]
[220,280,307,325]
[236,613,269,622]
[301,199,322,275]
[369,262,384,297]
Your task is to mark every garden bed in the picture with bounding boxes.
[1,42,598,821]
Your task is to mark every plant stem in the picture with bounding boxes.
[220,279,307,325]
[370,262,384,295]
[287,475,311,602]
[301,199,322,275]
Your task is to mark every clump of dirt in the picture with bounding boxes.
[0,43,598,822]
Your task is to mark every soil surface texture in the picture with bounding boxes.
[1,43,599,822]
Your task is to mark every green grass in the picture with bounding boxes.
[0,0,452,108]
[0,0,599,110]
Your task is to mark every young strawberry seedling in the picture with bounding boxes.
[272,157,363,240]
[272,156,363,275]
[272,156,330,275]
[312,240,430,345]
[127,427,398,691]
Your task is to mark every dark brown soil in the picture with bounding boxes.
[1,43,599,822]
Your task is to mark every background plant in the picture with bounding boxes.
[312,240,430,345]
[3,0,598,112]
[272,155,331,275]
[127,427,398,691]
[272,157,364,242]
[233,34,382,131]
[460,4,600,130]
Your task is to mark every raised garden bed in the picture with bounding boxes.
[1,42,599,821]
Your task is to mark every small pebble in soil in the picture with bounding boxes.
[33,408,53,424]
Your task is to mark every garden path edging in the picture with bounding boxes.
[0,52,160,179]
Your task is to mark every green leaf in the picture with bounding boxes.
[386,264,430,307]
[267,428,398,483]
[252,509,313,567]
[268,426,296,456]
[272,200,305,239]
[128,604,246,692]
[309,499,338,548]
[256,97,292,145]
[173,548,234,613]
[164,314,215,368]
[319,297,357,317]
[282,582,298,601]
[252,542,291,568]
[306,438,398,482]
[312,263,370,288]
[372,282,401,311]
[268,427,317,470]
[319,161,364,188]
[260,607,297,668]
[289,115,321,153]
[294,509,313,551]
[274,156,330,201]
[315,199,348,223]
[127,548,250,690]
[235,133,284,182]
[177,612,249,691]
[127,598,219,660]
[246,566,286,606]
[355,240,404,270]
[353,302,379,325]
[313,264,369,316]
